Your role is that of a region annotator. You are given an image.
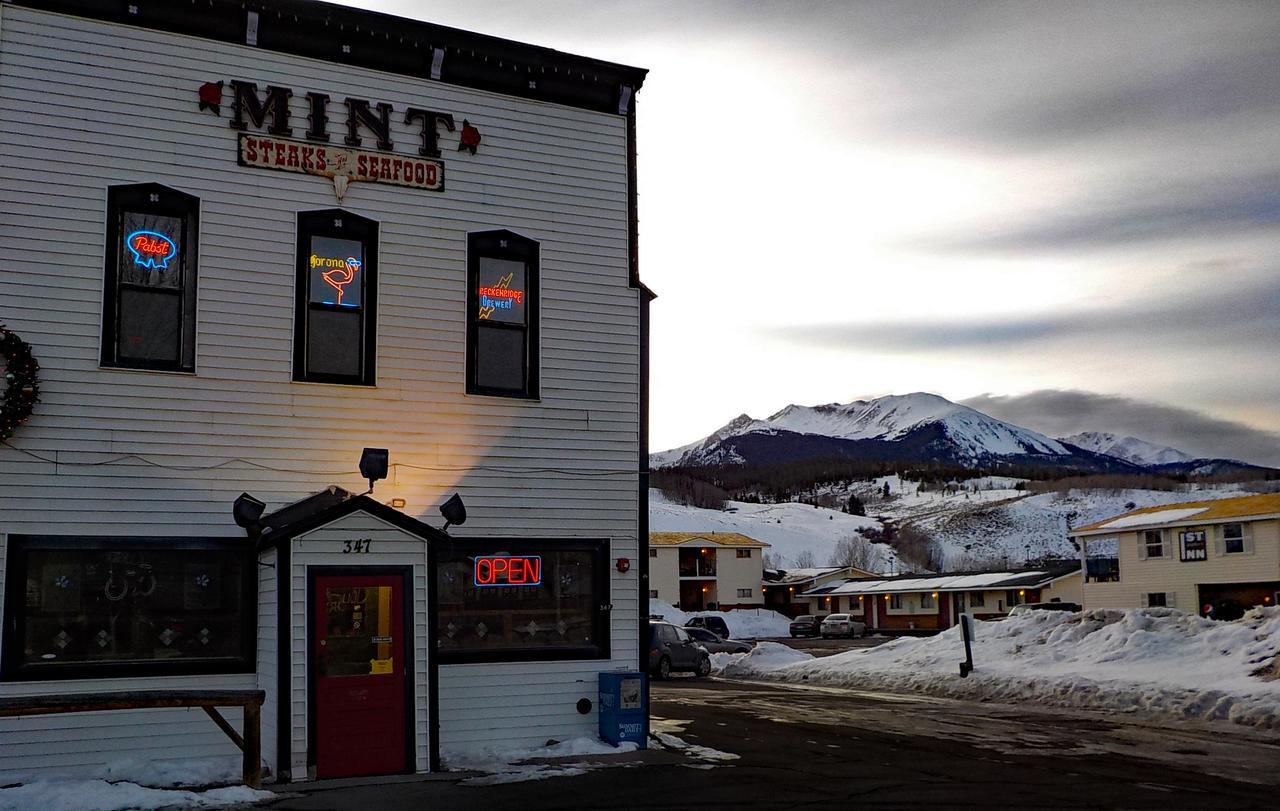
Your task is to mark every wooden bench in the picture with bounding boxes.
[0,689,266,788]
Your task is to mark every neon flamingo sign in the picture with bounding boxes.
[310,254,362,306]
[126,231,178,269]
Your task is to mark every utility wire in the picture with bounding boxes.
[1,441,637,477]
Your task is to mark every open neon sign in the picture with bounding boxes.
[474,555,542,587]
[126,230,178,269]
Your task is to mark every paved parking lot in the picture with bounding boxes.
[265,677,1279,810]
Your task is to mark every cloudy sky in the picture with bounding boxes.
[352,1,1280,464]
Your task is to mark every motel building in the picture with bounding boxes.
[1071,493,1280,616]
[648,532,768,612]
[761,566,876,617]
[799,564,1083,632]
[0,0,649,785]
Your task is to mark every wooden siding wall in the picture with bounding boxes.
[0,6,639,772]
[257,547,279,777]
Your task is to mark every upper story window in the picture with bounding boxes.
[295,210,378,385]
[467,230,539,398]
[1219,523,1251,555]
[735,549,752,558]
[101,184,199,372]
[1141,530,1165,559]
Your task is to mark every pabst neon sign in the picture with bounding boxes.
[126,231,178,269]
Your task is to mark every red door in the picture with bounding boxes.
[314,573,407,778]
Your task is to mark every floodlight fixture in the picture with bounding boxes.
[440,493,467,532]
[359,447,389,494]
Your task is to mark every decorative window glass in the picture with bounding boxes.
[436,540,608,663]
[1142,530,1165,559]
[969,591,985,607]
[102,184,199,371]
[295,210,378,385]
[1221,523,1246,555]
[735,549,752,558]
[1,537,252,680]
[467,231,538,398]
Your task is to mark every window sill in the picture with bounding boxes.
[290,378,377,389]
[99,363,196,376]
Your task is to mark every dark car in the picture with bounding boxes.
[789,614,824,638]
[684,626,753,654]
[648,621,712,679]
[685,615,731,639]
[1024,602,1082,612]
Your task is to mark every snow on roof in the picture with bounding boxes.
[649,531,770,548]
[1094,507,1208,530]
[798,567,1079,597]
[764,566,875,585]
[1073,492,1280,536]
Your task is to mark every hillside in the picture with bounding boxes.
[650,480,1261,571]
[1061,432,1192,466]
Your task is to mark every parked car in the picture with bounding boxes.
[685,615,731,639]
[1024,601,1082,612]
[648,621,712,678]
[684,626,753,654]
[819,613,866,638]
[789,614,824,638]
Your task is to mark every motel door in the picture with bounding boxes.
[314,573,408,778]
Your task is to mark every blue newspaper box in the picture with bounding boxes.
[598,671,647,747]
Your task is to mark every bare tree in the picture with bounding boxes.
[829,534,878,572]
[762,552,780,569]
[792,549,817,568]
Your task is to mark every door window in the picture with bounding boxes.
[320,585,394,677]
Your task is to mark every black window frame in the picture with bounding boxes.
[101,183,200,372]
[1,536,256,682]
[1147,592,1168,607]
[466,230,539,399]
[434,537,609,664]
[294,209,379,386]
[1221,523,1246,555]
[735,549,752,558]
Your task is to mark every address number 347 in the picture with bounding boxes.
[342,538,372,554]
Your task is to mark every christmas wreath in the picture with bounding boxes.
[0,324,40,442]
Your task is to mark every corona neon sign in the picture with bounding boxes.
[126,231,178,269]
[474,555,542,587]
[311,254,361,306]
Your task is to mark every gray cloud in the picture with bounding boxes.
[927,173,1280,253]
[962,390,1280,468]
[773,272,1280,352]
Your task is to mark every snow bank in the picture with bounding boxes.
[714,606,1280,728]
[711,641,813,674]
[648,599,792,639]
[0,780,270,811]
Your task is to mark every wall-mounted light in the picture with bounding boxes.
[440,493,467,532]
[232,492,266,537]
[359,447,389,494]
[390,498,407,509]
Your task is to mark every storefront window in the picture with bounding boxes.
[2,537,253,680]
[436,540,607,663]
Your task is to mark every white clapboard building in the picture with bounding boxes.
[0,0,649,783]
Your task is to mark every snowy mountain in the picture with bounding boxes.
[1061,432,1192,466]
[653,393,1093,470]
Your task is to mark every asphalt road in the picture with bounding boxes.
[264,678,1280,810]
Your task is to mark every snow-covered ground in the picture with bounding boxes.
[0,756,272,811]
[444,736,640,786]
[649,488,897,570]
[714,606,1280,729]
[0,780,269,811]
[649,599,792,638]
